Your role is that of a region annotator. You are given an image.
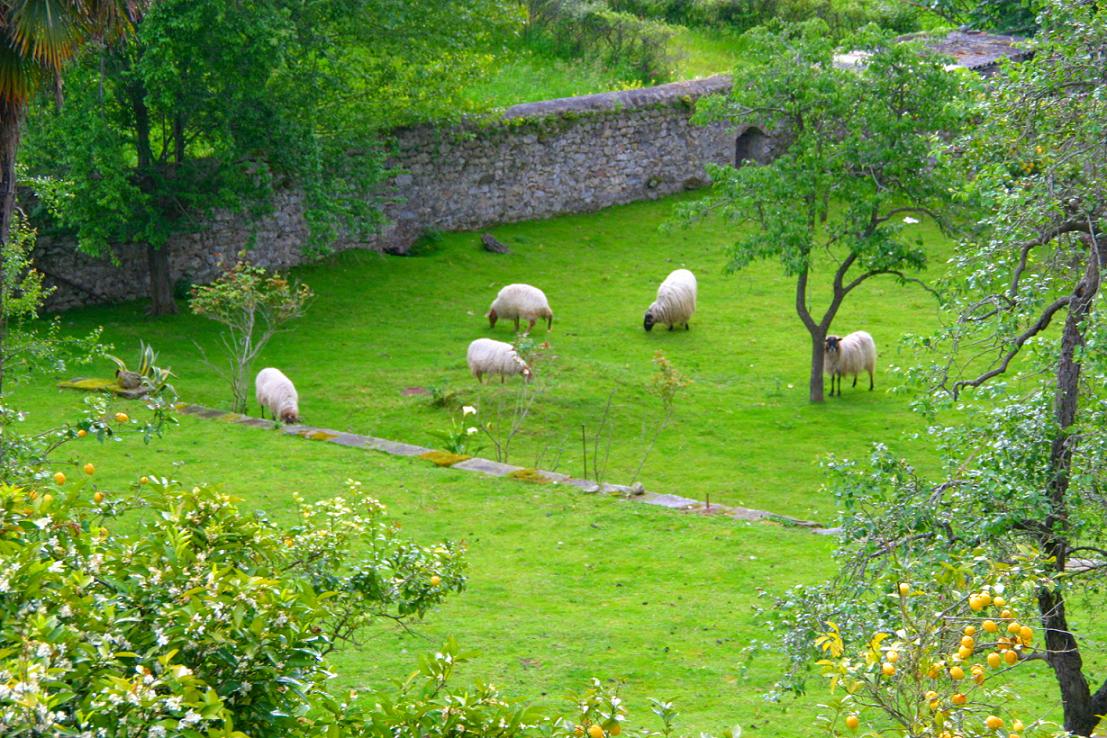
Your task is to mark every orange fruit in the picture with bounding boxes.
[588,725,604,738]
[1019,626,1033,643]
[114,412,129,423]
[1007,621,1021,634]
[139,476,149,484]
[987,652,1001,668]
[53,472,66,485]
[882,662,896,676]
[985,715,1003,730]
[925,691,938,700]
[83,463,95,475]
[609,725,621,737]
[898,583,910,595]
[77,429,87,438]
[982,620,998,633]
[1001,609,1013,619]
[969,596,985,611]
[1005,650,1018,665]
[949,666,965,680]
[952,693,967,706]
[1012,719,1024,732]
[958,646,973,660]
[979,593,992,606]
[430,575,442,586]
[42,494,53,505]
[845,715,860,731]
[93,491,104,504]
[961,636,975,648]
[574,726,584,737]
[992,596,1006,607]
[963,625,977,636]
[886,650,899,663]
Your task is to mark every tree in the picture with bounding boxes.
[0,0,138,388]
[25,0,519,315]
[683,22,970,403]
[771,3,1107,734]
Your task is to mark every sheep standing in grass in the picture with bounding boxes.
[487,284,553,334]
[467,338,532,383]
[255,367,301,423]
[644,269,697,331]
[824,331,876,397]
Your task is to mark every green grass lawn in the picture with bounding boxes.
[11,192,1095,733]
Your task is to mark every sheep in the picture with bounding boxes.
[486,284,553,334]
[466,338,532,384]
[823,331,877,397]
[644,269,697,332]
[255,367,301,423]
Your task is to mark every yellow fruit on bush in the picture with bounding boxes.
[610,725,621,737]
[1007,621,1021,634]
[949,666,965,680]
[979,593,992,607]
[114,412,129,423]
[53,472,66,485]
[430,575,442,586]
[1005,650,1019,665]
[1001,609,1013,619]
[958,646,973,660]
[985,715,1004,730]
[83,463,95,475]
[927,664,942,678]
[969,595,985,611]
[845,714,860,731]
[961,635,975,648]
[963,625,977,636]
[886,650,899,663]
[42,494,53,505]
[77,429,87,438]
[574,726,584,737]
[925,690,938,700]
[139,476,149,484]
[1019,626,1033,643]
[983,620,998,633]
[882,662,896,676]
[973,671,985,685]
[993,596,1006,607]
[987,652,1002,668]
[951,693,967,706]
[899,582,910,596]
[1012,719,1024,732]
[93,491,104,504]
[929,700,940,711]
[588,725,604,738]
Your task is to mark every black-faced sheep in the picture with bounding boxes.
[255,367,301,423]
[466,338,532,384]
[644,269,697,332]
[824,331,876,397]
[487,284,553,334]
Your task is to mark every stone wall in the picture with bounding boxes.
[38,74,750,312]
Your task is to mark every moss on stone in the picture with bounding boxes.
[419,450,471,467]
[302,430,339,441]
[507,468,551,484]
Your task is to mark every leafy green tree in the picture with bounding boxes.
[0,0,138,387]
[683,22,971,402]
[25,0,519,315]
[770,3,1107,734]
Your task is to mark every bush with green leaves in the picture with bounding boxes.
[608,0,919,34]
[0,476,466,736]
[190,258,312,414]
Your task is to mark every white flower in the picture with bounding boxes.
[461,405,476,416]
[47,560,65,574]
[178,710,202,728]
[903,216,920,224]
[466,427,478,435]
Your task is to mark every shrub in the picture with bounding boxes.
[0,476,466,736]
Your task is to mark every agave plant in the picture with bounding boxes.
[106,341,173,394]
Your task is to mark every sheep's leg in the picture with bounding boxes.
[852,374,858,388]
[868,370,874,391]
[513,317,520,331]
[501,375,506,384]
[527,318,536,334]
[668,324,675,331]
[260,405,266,419]
[685,322,690,330]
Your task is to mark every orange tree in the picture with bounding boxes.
[765,3,1107,734]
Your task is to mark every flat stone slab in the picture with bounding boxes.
[452,458,524,477]
[176,402,828,532]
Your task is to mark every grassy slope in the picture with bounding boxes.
[26,195,948,522]
[10,192,1098,732]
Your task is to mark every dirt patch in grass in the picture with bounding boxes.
[420,450,471,467]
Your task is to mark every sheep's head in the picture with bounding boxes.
[279,407,300,424]
[542,308,554,330]
[643,310,656,332]
[522,366,533,383]
[487,308,498,328]
[824,335,842,354]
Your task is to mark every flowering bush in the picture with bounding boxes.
[432,405,482,455]
[0,476,465,736]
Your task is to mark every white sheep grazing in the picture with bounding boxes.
[255,367,301,423]
[486,283,553,334]
[644,268,697,332]
[466,338,533,384]
[824,331,877,397]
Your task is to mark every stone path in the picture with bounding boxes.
[177,404,835,533]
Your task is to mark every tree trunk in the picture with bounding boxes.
[146,243,177,316]
[0,99,24,399]
[809,328,826,403]
[1039,239,1101,736]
